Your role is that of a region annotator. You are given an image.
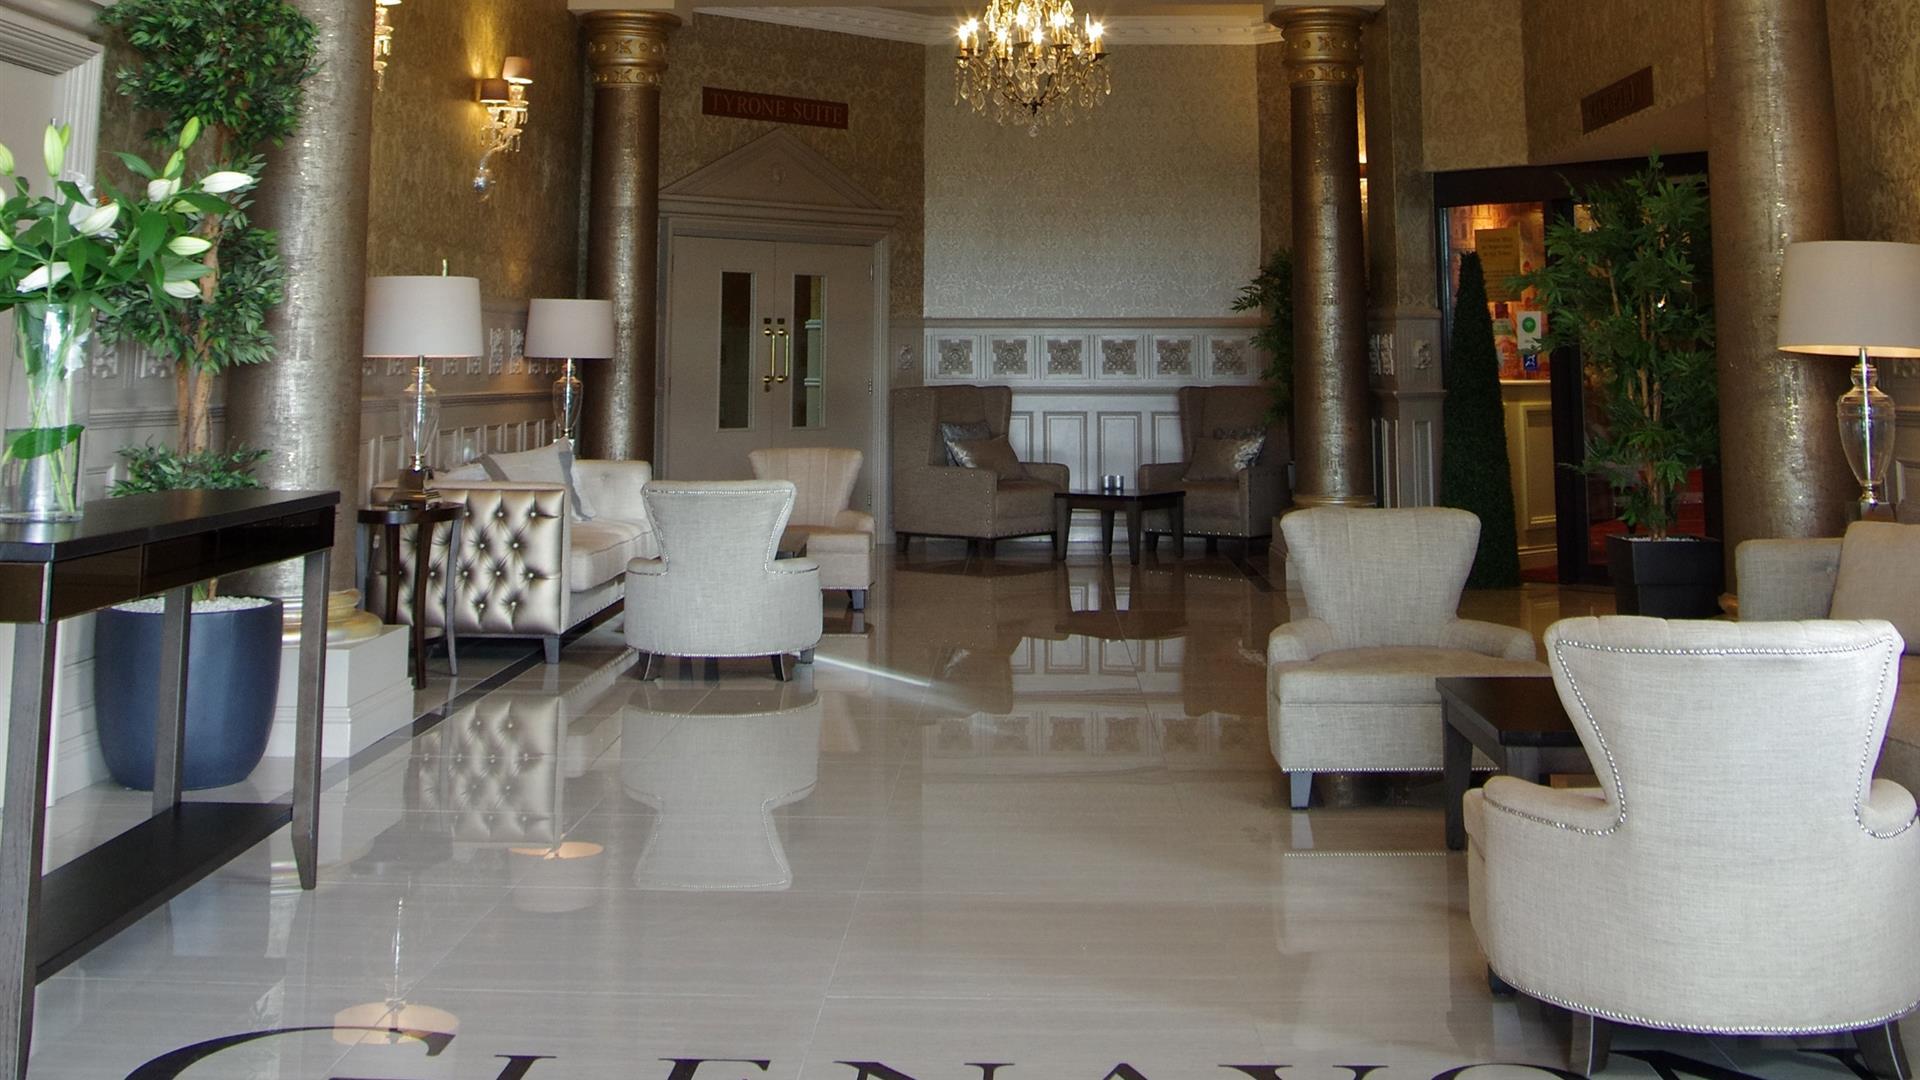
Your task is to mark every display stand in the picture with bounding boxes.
[0,489,338,1078]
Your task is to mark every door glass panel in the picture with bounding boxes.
[718,271,754,430]
[789,274,825,429]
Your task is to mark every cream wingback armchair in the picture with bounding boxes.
[1138,385,1291,549]
[891,384,1068,554]
[624,480,824,681]
[1268,507,1545,809]
[749,447,873,611]
[1466,616,1920,1078]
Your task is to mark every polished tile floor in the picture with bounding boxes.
[23,545,1901,1078]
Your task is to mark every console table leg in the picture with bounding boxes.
[0,624,58,1078]
[151,585,193,814]
[292,549,330,891]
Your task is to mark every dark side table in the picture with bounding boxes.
[0,489,337,1078]
[1053,488,1184,564]
[1437,675,1593,851]
[359,503,462,689]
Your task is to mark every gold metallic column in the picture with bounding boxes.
[1276,6,1374,508]
[1711,0,1851,564]
[581,11,678,462]
[229,0,381,639]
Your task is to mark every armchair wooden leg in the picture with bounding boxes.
[542,635,561,664]
[983,539,997,558]
[1569,1013,1612,1078]
[1856,1021,1912,1080]
[849,589,867,611]
[800,648,815,665]
[1487,966,1516,997]
[704,657,720,682]
[1288,771,1312,809]
[633,652,658,681]
[1205,536,1219,554]
[897,533,911,555]
[771,654,792,681]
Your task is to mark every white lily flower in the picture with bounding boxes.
[162,279,202,300]
[0,230,11,252]
[146,177,181,202]
[41,125,65,179]
[67,200,119,237]
[0,141,12,175]
[167,235,212,256]
[199,171,254,194]
[19,263,70,291]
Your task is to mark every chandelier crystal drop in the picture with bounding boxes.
[954,0,1109,134]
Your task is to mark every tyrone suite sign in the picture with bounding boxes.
[703,86,850,129]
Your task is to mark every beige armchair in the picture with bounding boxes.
[749,447,873,611]
[1739,521,1920,799]
[890,384,1068,555]
[1139,385,1290,549]
[624,480,823,681]
[1267,507,1545,808]
[1466,616,1919,1078]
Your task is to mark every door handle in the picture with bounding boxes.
[762,318,776,391]
[774,318,790,384]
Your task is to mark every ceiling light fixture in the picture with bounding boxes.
[955,0,1108,135]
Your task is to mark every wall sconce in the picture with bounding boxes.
[474,56,532,199]
[372,0,401,90]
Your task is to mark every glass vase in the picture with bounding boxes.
[2,304,92,522]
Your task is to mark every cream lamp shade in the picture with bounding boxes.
[1777,241,1920,357]
[525,298,615,359]
[363,275,485,358]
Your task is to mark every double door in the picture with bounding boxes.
[663,237,876,510]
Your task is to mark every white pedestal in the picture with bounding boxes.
[265,625,414,760]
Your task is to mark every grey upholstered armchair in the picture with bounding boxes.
[1139,386,1290,549]
[1467,616,1920,1078]
[890,384,1068,555]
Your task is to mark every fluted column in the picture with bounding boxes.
[580,11,678,461]
[229,0,380,636]
[1275,6,1374,508]
[1711,0,1850,566]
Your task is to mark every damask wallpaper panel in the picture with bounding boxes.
[923,45,1261,320]
[1830,0,1920,247]
[1418,0,1527,172]
[1257,41,1292,262]
[659,15,925,321]
[1518,0,1709,163]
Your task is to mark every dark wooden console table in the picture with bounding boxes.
[0,489,338,1078]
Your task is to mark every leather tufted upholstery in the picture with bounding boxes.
[370,460,656,660]
[749,447,873,600]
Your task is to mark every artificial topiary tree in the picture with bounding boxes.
[1439,251,1522,588]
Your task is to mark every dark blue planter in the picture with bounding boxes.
[93,599,284,791]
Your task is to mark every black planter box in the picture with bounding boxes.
[1606,534,1724,618]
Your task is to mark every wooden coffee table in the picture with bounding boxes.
[1437,675,1592,851]
[1052,488,1184,564]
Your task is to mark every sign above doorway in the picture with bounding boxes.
[1581,66,1655,133]
[702,86,849,129]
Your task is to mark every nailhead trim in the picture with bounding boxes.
[1490,967,1920,1037]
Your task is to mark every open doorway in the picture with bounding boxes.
[1433,154,1714,586]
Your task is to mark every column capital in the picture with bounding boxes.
[581,10,680,88]
[1270,5,1369,85]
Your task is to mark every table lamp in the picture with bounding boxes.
[524,297,615,443]
[365,275,484,504]
[1778,240,1920,518]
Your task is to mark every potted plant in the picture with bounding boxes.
[88,0,317,791]
[1232,248,1295,425]
[1439,251,1522,588]
[1519,157,1720,617]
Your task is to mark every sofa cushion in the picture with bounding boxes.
[569,520,642,587]
[1186,433,1264,482]
[950,434,1028,481]
[1831,522,1920,653]
[1273,647,1547,705]
[482,442,596,522]
[939,420,992,466]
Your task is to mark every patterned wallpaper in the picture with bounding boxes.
[1363,0,1436,314]
[923,45,1261,320]
[1519,0,1709,163]
[1829,0,1920,246]
[1257,41,1291,262]
[364,0,584,302]
[1418,0,1527,172]
[659,14,925,321]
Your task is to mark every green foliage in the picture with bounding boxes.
[110,445,268,496]
[1517,157,1715,539]
[1232,249,1294,422]
[99,0,318,156]
[99,192,280,378]
[1439,252,1522,588]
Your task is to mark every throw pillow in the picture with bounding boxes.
[1184,433,1265,482]
[1830,521,1920,654]
[949,435,1029,482]
[439,462,490,483]
[939,420,992,466]
[479,441,596,521]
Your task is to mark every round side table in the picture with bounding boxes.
[357,503,463,688]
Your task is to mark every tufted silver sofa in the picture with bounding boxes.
[372,459,658,662]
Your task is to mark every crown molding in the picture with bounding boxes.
[692,6,1284,45]
[0,0,102,66]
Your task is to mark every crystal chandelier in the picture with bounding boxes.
[955,0,1109,134]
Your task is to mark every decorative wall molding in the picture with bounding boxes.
[0,0,106,48]
[925,320,1265,390]
[695,6,1283,46]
